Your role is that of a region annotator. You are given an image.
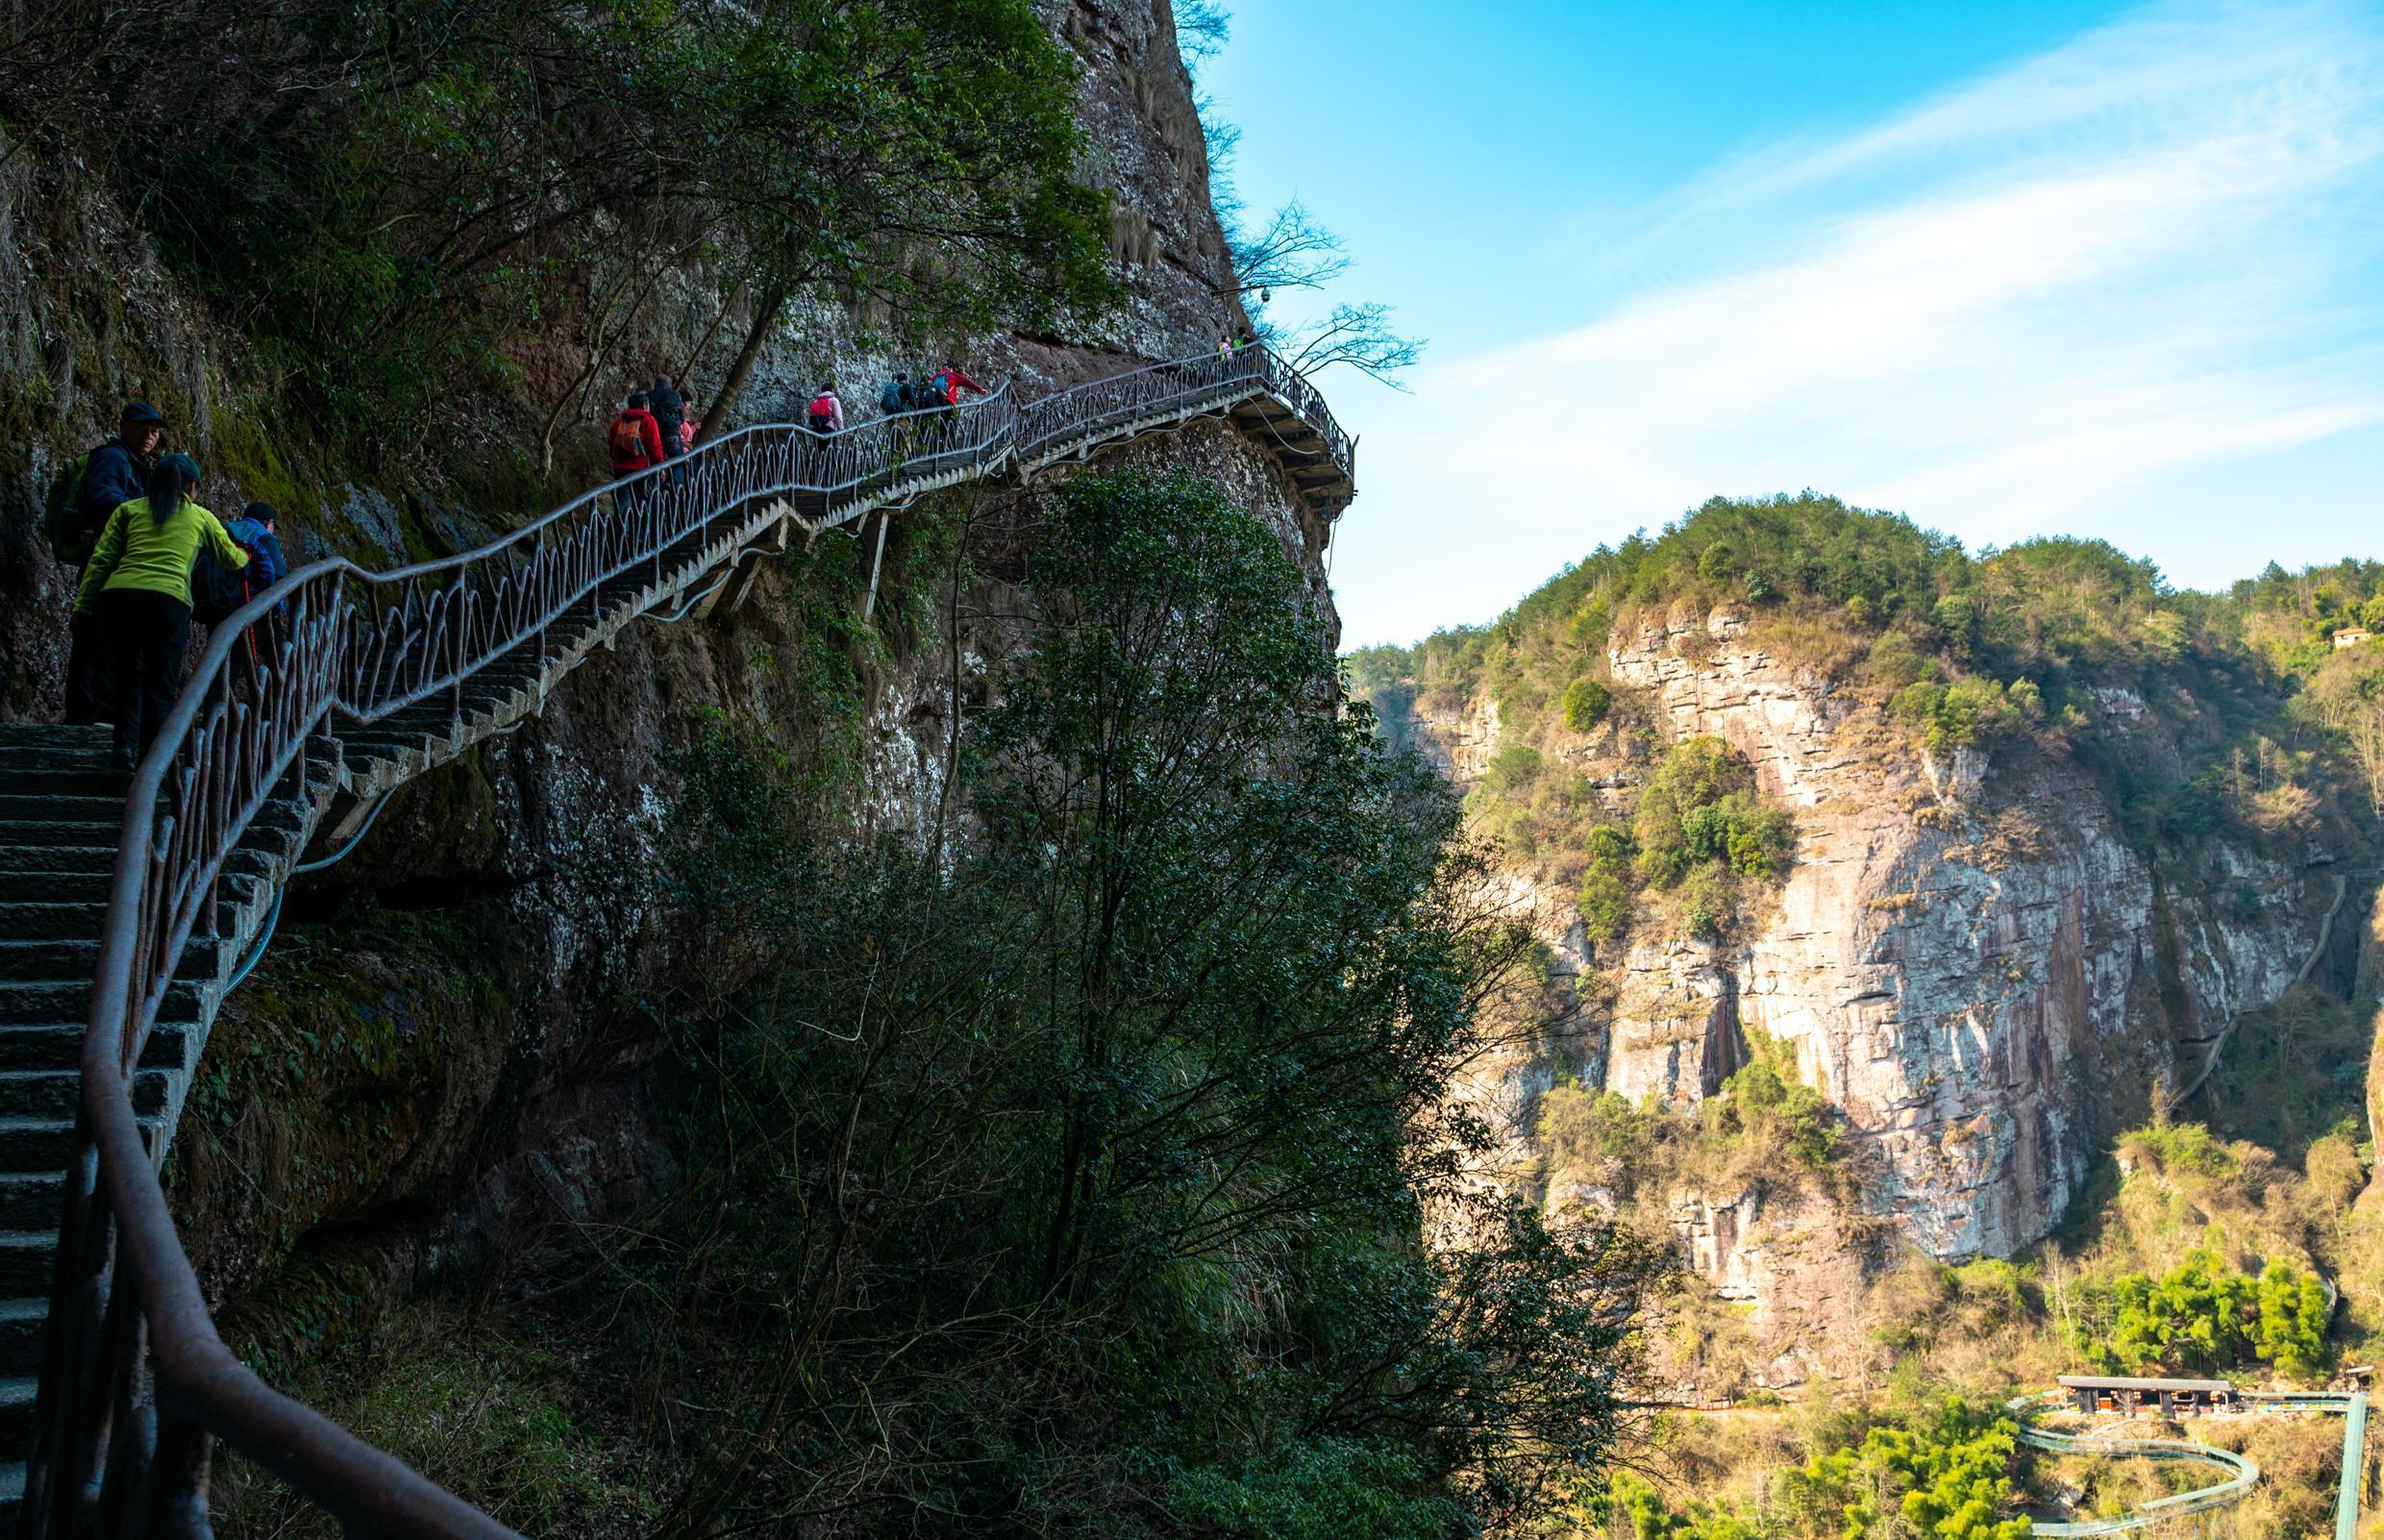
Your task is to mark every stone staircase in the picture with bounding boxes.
[0,493,792,1524]
[0,726,179,1515]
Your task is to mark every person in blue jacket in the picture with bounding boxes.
[227,503,287,590]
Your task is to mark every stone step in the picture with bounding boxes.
[0,906,106,943]
[0,724,110,746]
[0,936,228,988]
[0,1031,81,1073]
[0,1237,50,1307]
[0,943,96,983]
[0,768,126,799]
[0,845,117,878]
[0,1176,62,1234]
[0,1379,34,1458]
[1,876,109,907]
[0,747,117,776]
[0,1126,71,1177]
[0,1071,165,1120]
[0,796,122,824]
[0,1022,193,1075]
[0,980,201,1028]
[0,1299,46,1379]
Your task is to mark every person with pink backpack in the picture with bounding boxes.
[806,384,845,436]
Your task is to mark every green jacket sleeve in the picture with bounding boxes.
[73,505,130,615]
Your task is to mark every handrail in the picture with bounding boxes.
[21,344,1351,1538]
[2017,1424,2261,1534]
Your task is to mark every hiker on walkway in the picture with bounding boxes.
[807,384,846,436]
[930,364,985,407]
[608,391,666,513]
[227,503,286,591]
[48,401,165,725]
[73,454,248,769]
[879,374,912,416]
[648,373,687,460]
[609,391,666,476]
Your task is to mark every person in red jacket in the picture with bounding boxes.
[609,391,666,471]
[931,364,985,406]
[608,390,667,512]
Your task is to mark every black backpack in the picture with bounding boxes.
[40,443,111,566]
[192,530,262,625]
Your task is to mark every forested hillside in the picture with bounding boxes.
[1351,492,2384,1537]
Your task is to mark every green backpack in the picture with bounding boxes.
[41,446,104,566]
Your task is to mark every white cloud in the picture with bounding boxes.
[1339,0,2384,645]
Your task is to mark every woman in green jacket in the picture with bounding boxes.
[73,454,248,769]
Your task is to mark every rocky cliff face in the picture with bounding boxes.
[1605,608,2343,1262]
[1392,602,2354,1360]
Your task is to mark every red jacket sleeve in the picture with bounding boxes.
[641,413,665,463]
[952,369,984,394]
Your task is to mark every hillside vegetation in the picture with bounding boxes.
[1349,493,2372,858]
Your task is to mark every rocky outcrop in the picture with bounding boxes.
[1418,606,2345,1270]
[1395,693,1502,784]
[1603,938,1747,1107]
[1602,608,2335,1260]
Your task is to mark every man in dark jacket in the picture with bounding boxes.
[64,401,165,726]
[649,373,686,460]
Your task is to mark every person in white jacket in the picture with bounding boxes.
[807,385,846,435]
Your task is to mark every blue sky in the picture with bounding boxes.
[1201,1,2384,647]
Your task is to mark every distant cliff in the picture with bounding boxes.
[1354,496,2376,1386]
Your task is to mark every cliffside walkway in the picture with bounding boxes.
[2013,1390,2369,1537]
[2017,1423,2261,1535]
[0,345,1353,1537]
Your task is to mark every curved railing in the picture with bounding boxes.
[2017,1424,2261,1534]
[23,345,1351,1537]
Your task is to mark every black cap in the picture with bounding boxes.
[121,401,164,427]
[245,501,279,525]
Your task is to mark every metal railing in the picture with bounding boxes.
[23,345,1350,1538]
[2018,1424,2261,1534]
[1016,346,1353,476]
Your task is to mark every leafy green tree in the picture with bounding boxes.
[1564,676,1614,732]
[1634,739,1795,897]
[2252,1256,2333,1379]
[1780,1400,2031,1540]
[642,472,1657,1535]
[1578,868,1632,943]
[2069,1247,2334,1378]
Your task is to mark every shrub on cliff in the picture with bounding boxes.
[1563,675,1614,732]
[1633,736,1795,899]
